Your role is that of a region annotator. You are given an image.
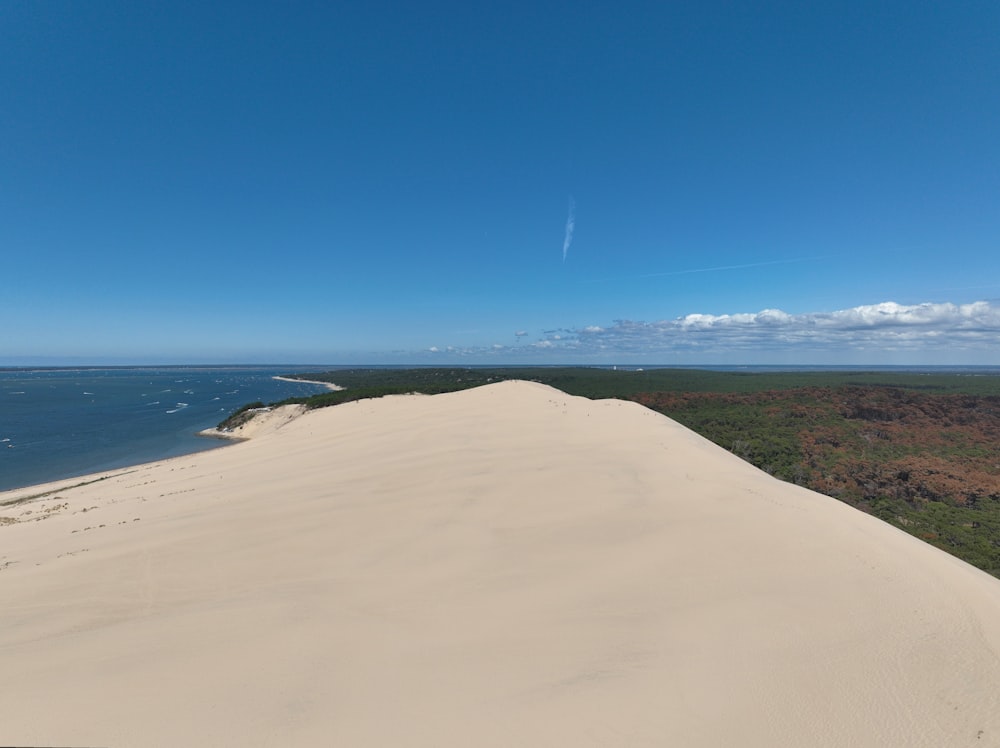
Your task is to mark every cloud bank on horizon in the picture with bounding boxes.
[426,300,1000,363]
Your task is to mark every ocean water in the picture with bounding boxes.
[0,366,335,492]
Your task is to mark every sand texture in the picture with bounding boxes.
[200,403,309,441]
[2,381,1000,746]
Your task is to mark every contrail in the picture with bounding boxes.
[633,257,817,278]
[584,255,828,282]
[562,197,576,262]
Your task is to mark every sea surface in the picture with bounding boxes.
[0,366,335,492]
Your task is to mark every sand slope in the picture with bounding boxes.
[2,381,999,746]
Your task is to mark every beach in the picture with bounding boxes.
[0,367,335,492]
[2,380,999,746]
[272,375,343,390]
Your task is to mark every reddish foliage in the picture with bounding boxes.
[633,386,1000,509]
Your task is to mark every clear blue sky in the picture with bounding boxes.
[3,1,999,365]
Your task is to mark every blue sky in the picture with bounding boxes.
[3,1,999,365]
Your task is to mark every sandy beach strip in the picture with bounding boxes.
[272,374,343,390]
[2,380,999,747]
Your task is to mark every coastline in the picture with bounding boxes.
[272,375,343,391]
[197,403,308,442]
[0,367,338,494]
[196,378,337,443]
[2,381,1000,746]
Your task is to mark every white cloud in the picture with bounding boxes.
[546,301,1000,359]
[408,301,1000,364]
[823,301,995,328]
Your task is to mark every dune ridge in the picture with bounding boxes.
[2,380,999,746]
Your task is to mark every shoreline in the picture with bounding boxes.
[197,378,341,443]
[0,368,339,495]
[272,375,343,391]
[198,402,309,443]
[1,402,308,504]
[196,428,250,442]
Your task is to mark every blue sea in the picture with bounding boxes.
[0,366,336,492]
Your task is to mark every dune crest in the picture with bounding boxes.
[2,380,1000,747]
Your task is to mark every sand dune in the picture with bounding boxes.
[2,381,999,746]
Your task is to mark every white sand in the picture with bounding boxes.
[200,403,309,441]
[272,375,343,390]
[2,381,999,747]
